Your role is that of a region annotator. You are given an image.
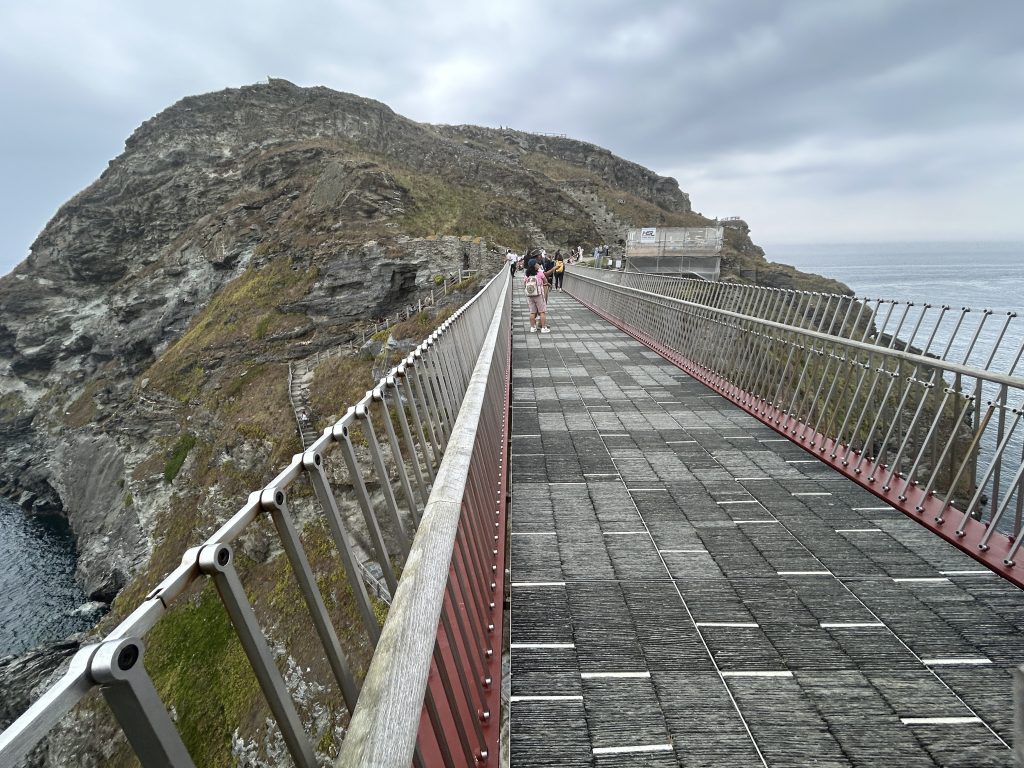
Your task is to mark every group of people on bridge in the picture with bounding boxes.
[507,246,579,334]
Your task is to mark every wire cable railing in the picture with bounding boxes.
[0,269,511,768]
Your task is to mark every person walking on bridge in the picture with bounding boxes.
[524,259,550,333]
[553,253,565,290]
[507,249,518,277]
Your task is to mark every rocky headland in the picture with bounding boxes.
[0,79,849,765]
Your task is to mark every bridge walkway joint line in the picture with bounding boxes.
[508,288,1022,768]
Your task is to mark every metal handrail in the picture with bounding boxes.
[338,272,510,766]
[0,268,511,767]
[571,265,1024,372]
[566,269,1024,586]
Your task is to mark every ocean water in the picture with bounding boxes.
[766,240,1024,320]
[767,241,1024,525]
[766,241,1024,375]
[0,497,101,657]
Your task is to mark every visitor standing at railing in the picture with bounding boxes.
[524,258,550,333]
[553,253,565,290]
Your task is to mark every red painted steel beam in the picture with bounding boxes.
[414,319,510,765]
[483,318,511,763]
[571,290,1024,590]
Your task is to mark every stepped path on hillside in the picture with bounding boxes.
[508,288,1023,767]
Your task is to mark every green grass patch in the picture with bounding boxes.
[391,168,526,246]
[145,584,262,766]
[389,305,457,341]
[254,313,274,340]
[451,274,480,292]
[520,151,603,183]
[146,258,315,401]
[164,433,197,483]
[309,355,375,425]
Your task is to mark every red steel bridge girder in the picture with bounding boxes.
[415,320,510,766]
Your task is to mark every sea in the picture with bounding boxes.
[0,497,101,657]
[0,240,1021,657]
[765,241,1024,374]
[766,241,1024,528]
[765,241,1024,318]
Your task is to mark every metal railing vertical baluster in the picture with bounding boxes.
[90,638,197,768]
[198,543,318,768]
[801,297,858,441]
[407,354,445,469]
[960,405,1022,536]
[374,385,422,524]
[431,635,478,766]
[260,488,361,712]
[304,454,382,643]
[781,294,835,430]
[831,300,893,457]
[767,291,814,417]
[882,307,959,488]
[841,301,913,463]
[335,419,399,593]
[869,305,945,480]
[397,364,437,485]
[421,687,458,768]
[357,405,413,557]
[420,342,453,446]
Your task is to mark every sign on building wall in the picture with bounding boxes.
[639,227,657,244]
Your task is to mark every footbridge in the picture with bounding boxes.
[4,266,1024,767]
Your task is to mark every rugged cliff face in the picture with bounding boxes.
[0,79,846,764]
[0,78,728,598]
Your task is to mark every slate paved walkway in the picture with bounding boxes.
[508,288,1024,767]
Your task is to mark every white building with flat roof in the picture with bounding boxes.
[625,226,723,279]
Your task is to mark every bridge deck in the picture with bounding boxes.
[508,289,1023,767]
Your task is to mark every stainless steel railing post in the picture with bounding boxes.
[90,637,196,768]
[198,542,317,768]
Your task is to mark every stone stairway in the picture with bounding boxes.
[287,360,318,448]
[286,354,395,607]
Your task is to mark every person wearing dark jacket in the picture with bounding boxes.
[542,254,555,299]
[553,254,565,290]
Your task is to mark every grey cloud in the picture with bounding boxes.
[1,0,1023,275]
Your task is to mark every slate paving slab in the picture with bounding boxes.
[508,291,1018,767]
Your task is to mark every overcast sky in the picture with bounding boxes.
[1,0,1022,276]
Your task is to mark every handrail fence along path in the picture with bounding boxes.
[567,265,1024,586]
[0,269,511,768]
